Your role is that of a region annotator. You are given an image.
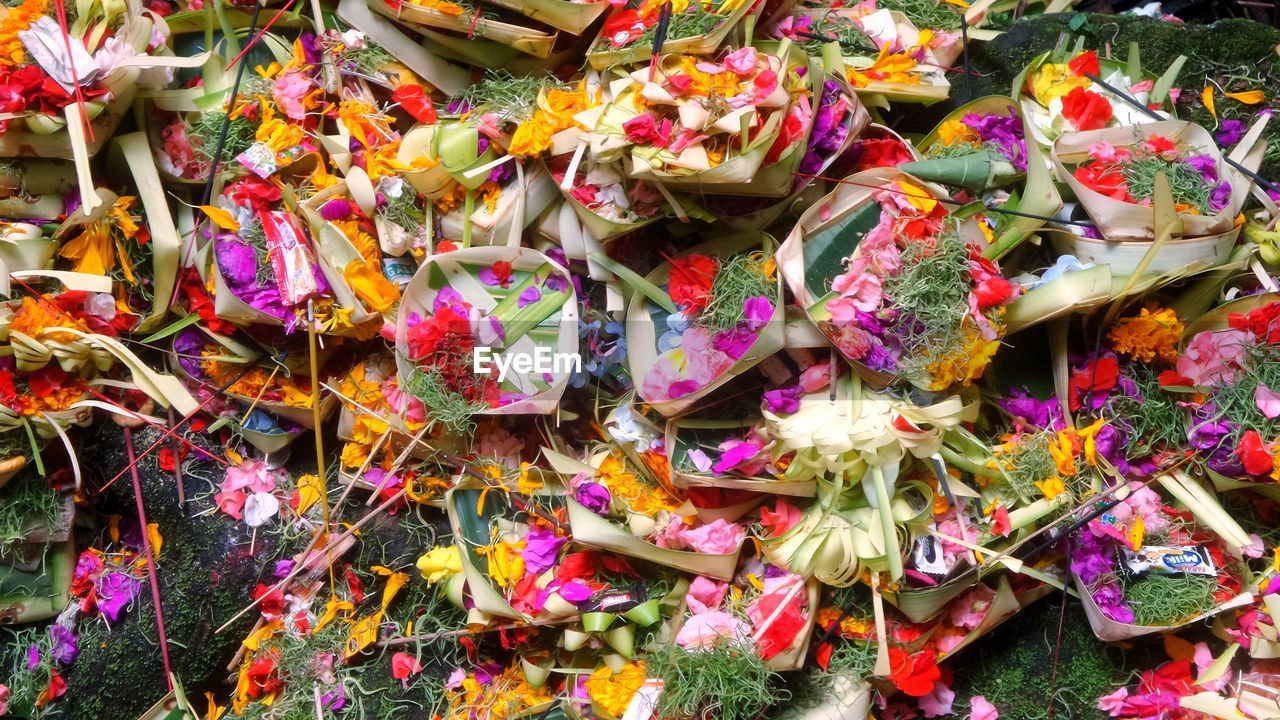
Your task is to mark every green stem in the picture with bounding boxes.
[21,419,43,477]
[939,445,1003,479]
[587,251,678,314]
[462,190,474,249]
[869,466,902,582]
[213,1,241,61]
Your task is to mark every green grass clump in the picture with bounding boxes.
[401,364,487,436]
[1104,363,1187,458]
[885,221,974,384]
[190,111,257,167]
[647,640,783,720]
[0,469,63,548]
[1204,343,1280,452]
[341,44,394,77]
[696,253,777,334]
[629,3,723,48]
[1001,429,1059,504]
[1119,154,1216,214]
[1123,574,1218,627]
[457,71,557,124]
[875,0,964,31]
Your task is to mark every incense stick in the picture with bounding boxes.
[648,0,673,82]
[125,427,175,691]
[214,487,408,634]
[99,352,290,493]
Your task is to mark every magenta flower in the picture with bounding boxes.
[743,296,773,331]
[711,435,757,474]
[712,326,756,359]
[319,199,353,221]
[522,529,567,575]
[96,571,143,623]
[763,385,803,415]
[559,580,593,603]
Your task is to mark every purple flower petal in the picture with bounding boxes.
[49,625,78,666]
[962,109,1028,172]
[522,529,567,575]
[1216,119,1247,147]
[574,482,611,514]
[517,286,542,308]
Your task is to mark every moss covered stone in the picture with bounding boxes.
[57,423,292,719]
[946,594,1173,719]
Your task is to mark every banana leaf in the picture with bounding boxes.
[0,540,74,624]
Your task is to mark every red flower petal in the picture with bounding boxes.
[1068,50,1100,78]
[1237,429,1273,476]
[392,85,437,124]
[1062,86,1114,132]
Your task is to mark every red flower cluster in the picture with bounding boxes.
[405,304,473,361]
[179,268,237,335]
[1062,86,1114,132]
[1229,301,1280,343]
[601,9,654,48]
[226,176,283,213]
[1237,429,1273,476]
[50,290,138,336]
[668,254,719,313]
[245,653,285,700]
[854,137,915,171]
[1072,155,1132,202]
[1067,50,1100,78]
[251,582,286,617]
[887,646,941,696]
[753,591,808,660]
[0,64,97,122]
[392,85,437,124]
[1068,354,1119,411]
[970,252,1019,309]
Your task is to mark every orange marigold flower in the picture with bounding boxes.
[1107,305,1184,364]
[9,296,88,343]
[0,0,47,66]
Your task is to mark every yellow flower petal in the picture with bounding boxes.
[343,260,401,313]
[1202,86,1217,121]
[1225,89,1266,104]
[146,523,163,557]
[416,546,463,584]
[200,205,241,232]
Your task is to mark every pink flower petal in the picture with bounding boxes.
[919,681,955,718]
[1257,382,1280,418]
[969,696,999,720]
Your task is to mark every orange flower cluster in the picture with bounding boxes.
[0,0,47,66]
